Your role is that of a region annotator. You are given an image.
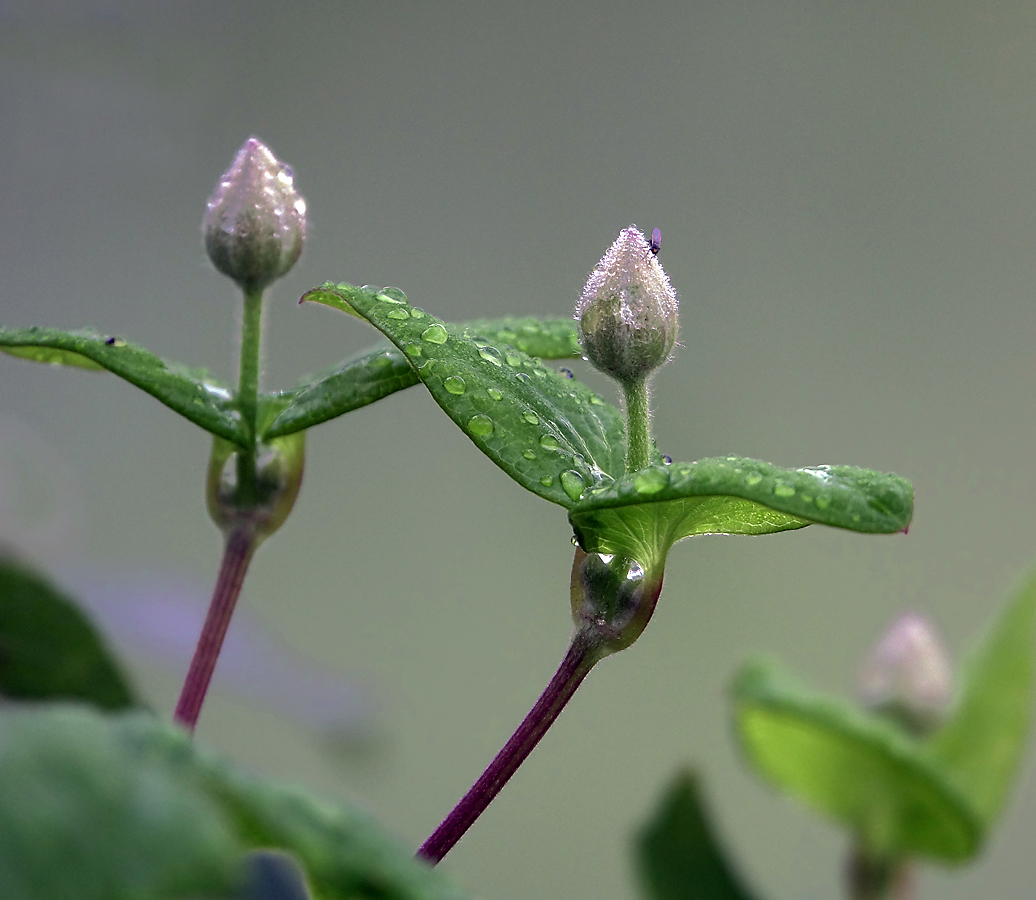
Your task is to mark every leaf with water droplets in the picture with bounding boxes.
[929,565,1036,828]
[0,327,247,445]
[732,660,980,861]
[569,457,913,573]
[265,300,582,438]
[301,283,625,505]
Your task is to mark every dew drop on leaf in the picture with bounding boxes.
[444,375,466,395]
[539,434,560,450]
[560,470,585,501]
[421,323,448,344]
[468,414,494,436]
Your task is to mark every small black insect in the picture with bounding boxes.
[104,336,116,345]
[649,227,661,257]
[558,366,574,379]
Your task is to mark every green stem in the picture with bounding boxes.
[236,288,264,503]
[622,375,651,473]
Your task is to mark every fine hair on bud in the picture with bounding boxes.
[576,225,678,385]
[203,137,307,293]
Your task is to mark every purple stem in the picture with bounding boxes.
[417,628,603,864]
[173,527,257,733]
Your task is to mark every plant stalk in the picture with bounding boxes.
[173,526,258,732]
[622,375,651,473]
[236,287,264,503]
[417,628,604,864]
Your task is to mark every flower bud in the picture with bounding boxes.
[857,613,954,736]
[203,137,307,293]
[206,433,305,542]
[576,226,678,385]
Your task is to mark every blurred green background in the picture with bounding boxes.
[1,2,1034,898]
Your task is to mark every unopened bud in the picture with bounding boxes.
[857,613,953,736]
[576,225,678,385]
[203,137,307,293]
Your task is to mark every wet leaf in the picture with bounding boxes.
[0,327,247,446]
[732,661,979,862]
[636,769,758,900]
[301,283,625,505]
[930,565,1036,827]
[0,705,471,900]
[0,556,136,710]
[570,458,913,573]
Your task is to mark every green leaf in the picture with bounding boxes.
[0,556,136,710]
[636,769,758,900]
[0,327,248,445]
[929,566,1036,826]
[266,314,581,439]
[732,661,980,862]
[569,458,913,573]
[0,705,471,900]
[301,283,625,505]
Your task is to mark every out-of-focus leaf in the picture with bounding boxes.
[265,314,581,439]
[0,327,247,445]
[570,458,913,573]
[636,769,758,900]
[239,851,313,900]
[0,556,136,710]
[732,661,979,862]
[301,283,625,504]
[930,566,1036,826]
[0,705,472,900]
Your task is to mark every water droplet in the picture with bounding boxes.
[376,291,405,304]
[444,375,466,395]
[418,359,435,375]
[773,482,795,498]
[522,449,536,460]
[478,346,503,366]
[371,355,393,368]
[558,366,574,378]
[523,411,540,425]
[814,495,830,510]
[572,454,585,467]
[406,343,422,357]
[468,414,494,436]
[662,454,672,465]
[532,368,547,377]
[634,468,668,495]
[515,372,531,383]
[539,434,560,451]
[487,387,503,401]
[421,323,448,344]
[571,534,579,546]
[589,396,605,406]
[505,353,522,367]
[410,308,426,318]
[540,475,554,487]
[745,472,763,486]
[386,309,409,319]
[560,470,585,501]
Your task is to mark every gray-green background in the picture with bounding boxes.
[1,2,1034,897]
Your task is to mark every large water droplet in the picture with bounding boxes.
[444,375,466,395]
[505,353,522,367]
[560,470,585,501]
[522,449,536,460]
[409,308,426,318]
[539,434,560,450]
[487,387,503,401]
[478,346,503,366]
[523,411,540,425]
[745,472,763,486]
[386,309,409,319]
[773,482,795,498]
[468,414,494,436]
[634,468,668,495]
[376,290,405,304]
[421,323,448,344]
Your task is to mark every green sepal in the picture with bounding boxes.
[569,458,913,573]
[0,556,137,711]
[0,327,248,446]
[732,661,980,862]
[0,705,471,900]
[266,314,581,440]
[929,566,1036,827]
[636,769,758,900]
[301,283,625,505]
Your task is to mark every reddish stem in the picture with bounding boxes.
[173,527,257,733]
[417,629,603,864]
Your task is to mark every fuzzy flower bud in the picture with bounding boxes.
[203,137,307,293]
[576,225,678,384]
[857,613,954,736]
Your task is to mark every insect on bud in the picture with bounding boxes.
[576,225,678,385]
[203,137,307,293]
[857,613,954,736]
